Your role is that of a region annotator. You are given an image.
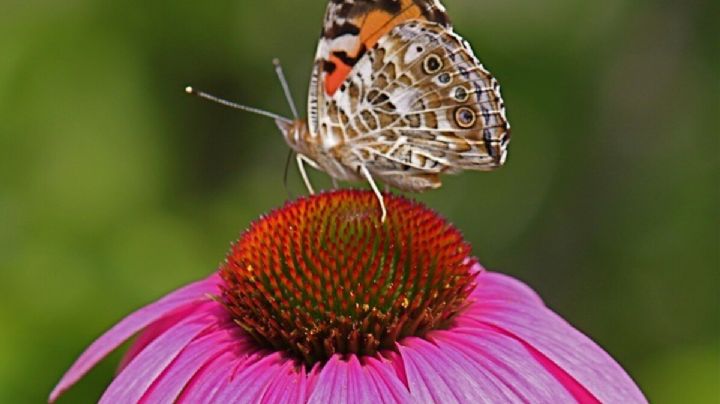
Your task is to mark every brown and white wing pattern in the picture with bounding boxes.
[309,0,450,136]
[324,19,511,191]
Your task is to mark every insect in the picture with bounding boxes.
[188,0,510,222]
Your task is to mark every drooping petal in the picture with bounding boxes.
[139,327,241,403]
[49,274,220,402]
[429,326,577,402]
[525,345,600,404]
[118,303,206,372]
[360,356,413,404]
[400,337,510,402]
[348,356,415,404]
[307,355,346,404]
[346,356,379,402]
[460,272,646,403]
[177,350,239,403]
[214,353,290,402]
[99,303,222,403]
[307,354,413,404]
[259,361,307,404]
[468,262,543,306]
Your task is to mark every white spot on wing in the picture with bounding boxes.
[325,36,357,55]
[403,43,425,64]
[389,87,421,114]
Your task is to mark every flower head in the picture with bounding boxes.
[221,191,475,366]
[50,190,646,403]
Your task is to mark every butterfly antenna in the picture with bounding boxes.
[185,86,292,124]
[273,58,300,199]
[272,58,299,119]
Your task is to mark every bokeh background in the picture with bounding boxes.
[1,0,717,402]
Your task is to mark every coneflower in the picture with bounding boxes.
[50,190,646,403]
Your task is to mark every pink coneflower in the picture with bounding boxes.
[50,190,646,403]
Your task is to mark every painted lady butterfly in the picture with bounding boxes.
[188,0,510,221]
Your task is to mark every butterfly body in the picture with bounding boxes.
[276,0,510,198]
[277,118,363,183]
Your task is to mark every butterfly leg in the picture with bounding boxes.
[359,165,387,223]
[332,178,340,189]
[296,153,319,195]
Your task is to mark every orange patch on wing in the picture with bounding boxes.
[325,54,353,96]
[360,1,422,49]
[324,0,426,96]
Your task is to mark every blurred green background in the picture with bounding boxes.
[1,0,717,402]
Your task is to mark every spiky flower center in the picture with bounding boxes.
[220,190,476,366]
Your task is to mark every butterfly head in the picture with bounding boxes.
[275,118,312,154]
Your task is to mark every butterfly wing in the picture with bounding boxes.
[309,0,450,135]
[310,1,510,192]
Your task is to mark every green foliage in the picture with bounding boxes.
[0,0,716,402]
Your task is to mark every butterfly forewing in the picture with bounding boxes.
[309,0,451,134]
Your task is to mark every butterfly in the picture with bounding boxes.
[188,0,510,222]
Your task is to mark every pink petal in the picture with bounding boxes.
[305,363,322,398]
[99,303,222,403]
[400,337,506,402]
[214,353,288,402]
[462,271,646,403]
[49,274,220,402]
[139,328,240,403]
[352,357,375,401]
[178,350,239,403]
[118,303,205,372]
[430,326,577,402]
[307,355,347,404]
[260,361,307,404]
[306,355,412,403]
[526,344,600,404]
[361,356,413,404]
[381,351,409,388]
[346,356,382,403]
[470,267,544,306]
